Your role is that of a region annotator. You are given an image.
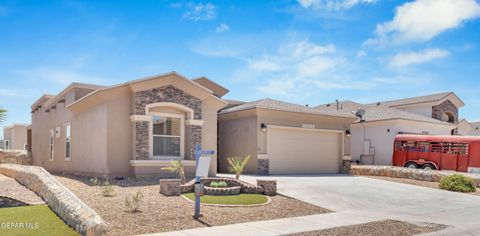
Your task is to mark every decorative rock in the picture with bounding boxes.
[341,160,351,174]
[351,165,480,187]
[257,158,269,175]
[0,196,28,208]
[159,179,181,196]
[257,180,277,196]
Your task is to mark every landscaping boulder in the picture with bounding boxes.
[257,180,277,196]
[159,179,181,196]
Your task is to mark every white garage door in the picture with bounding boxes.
[268,126,342,174]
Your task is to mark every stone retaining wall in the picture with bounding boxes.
[0,164,107,236]
[351,165,480,187]
[0,150,31,165]
[160,177,275,196]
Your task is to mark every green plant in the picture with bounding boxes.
[227,155,251,180]
[161,160,185,182]
[125,191,144,213]
[90,177,98,186]
[218,181,228,187]
[102,178,115,197]
[439,174,476,193]
[210,181,219,187]
[0,107,6,124]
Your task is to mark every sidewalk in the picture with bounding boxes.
[139,212,383,236]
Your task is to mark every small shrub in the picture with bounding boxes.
[90,177,98,186]
[125,191,144,213]
[102,178,116,197]
[227,155,251,180]
[218,181,228,187]
[439,174,476,193]
[210,181,219,187]
[161,160,185,183]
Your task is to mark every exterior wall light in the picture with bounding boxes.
[346,130,351,137]
[261,123,267,132]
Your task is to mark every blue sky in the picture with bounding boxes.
[1,0,480,129]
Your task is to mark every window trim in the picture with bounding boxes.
[148,112,185,160]
[65,122,71,161]
[49,129,54,161]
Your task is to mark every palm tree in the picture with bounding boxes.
[227,155,251,180]
[0,107,6,124]
[161,160,185,182]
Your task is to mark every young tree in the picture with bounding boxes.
[0,108,6,124]
[227,155,251,180]
[162,160,185,182]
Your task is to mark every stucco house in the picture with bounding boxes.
[218,99,356,175]
[315,92,463,166]
[1,124,29,150]
[457,119,476,136]
[30,72,227,177]
[472,121,480,136]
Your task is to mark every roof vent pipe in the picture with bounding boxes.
[336,99,339,110]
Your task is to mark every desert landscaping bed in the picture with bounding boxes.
[54,174,330,236]
[286,220,447,236]
[367,176,480,196]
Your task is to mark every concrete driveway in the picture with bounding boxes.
[234,174,480,235]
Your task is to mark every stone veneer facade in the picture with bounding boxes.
[432,100,458,123]
[133,85,202,160]
[257,158,269,175]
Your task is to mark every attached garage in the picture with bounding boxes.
[218,98,356,175]
[268,126,343,174]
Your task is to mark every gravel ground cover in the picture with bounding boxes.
[182,193,268,205]
[367,176,480,196]
[286,220,447,236]
[54,174,330,236]
[0,174,44,204]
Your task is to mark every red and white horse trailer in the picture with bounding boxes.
[392,134,480,173]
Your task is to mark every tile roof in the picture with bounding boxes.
[314,100,453,125]
[219,98,356,118]
[366,92,452,107]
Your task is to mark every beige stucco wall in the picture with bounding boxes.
[457,121,474,136]
[218,110,258,174]
[351,120,455,166]
[3,125,28,150]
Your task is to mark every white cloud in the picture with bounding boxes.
[356,50,367,58]
[216,23,230,33]
[183,3,216,21]
[15,67,107,86]
[248,60,282,72]
[370,0,480,44]
[297,0,378,11]
[389,48,449,67]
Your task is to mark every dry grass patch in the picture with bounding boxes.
[54,174,329,236]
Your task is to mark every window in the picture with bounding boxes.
[49,129,54,161]
[24,144,28,150]
[65,123,71,160]
[4,140,9,150]
[151,114,184,158]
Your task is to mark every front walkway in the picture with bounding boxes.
[140,212,382,236]
[0,174,44,205]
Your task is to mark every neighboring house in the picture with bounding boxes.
[30,72,227,177]
[315,92,462,166]
[471,121,480,136]
[2,124,29,150]
[218,99,356,175]
[457,119,475,136]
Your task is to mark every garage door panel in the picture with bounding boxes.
[268,127,341,174]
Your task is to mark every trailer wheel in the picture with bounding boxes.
[405,162,418,169]
[421,164,436,170]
